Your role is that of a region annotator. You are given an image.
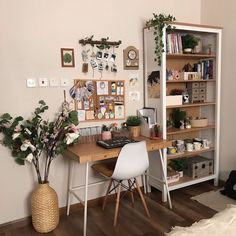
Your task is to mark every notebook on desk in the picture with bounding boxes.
[96,136,137,149]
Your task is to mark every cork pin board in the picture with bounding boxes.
[72,79,125,122]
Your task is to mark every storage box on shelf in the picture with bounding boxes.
[143,22,222,201]
[186,156,214,179]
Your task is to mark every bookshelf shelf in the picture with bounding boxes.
[166,102,216,109]
[167,147,214,160]
[166,53,216,59]
[166,79,216,83]
[167,124,215,135]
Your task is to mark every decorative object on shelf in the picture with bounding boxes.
[123,46,139,70]
[187,82,206,103]
[145,13,176,65]
[61,48,75,67]
[169,157,187,177]
[185,117,192,129]
[126,115,141,138]
[182,90,190,104]
[171,108,187,128]
[180,120,185,130]
[182,63,194,72]
[190,117,208,127]
[0,97,80,233]
[187,156,213,179]
[181,34,199,54]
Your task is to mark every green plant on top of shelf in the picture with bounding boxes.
[145,13,176,65]
[182,34,199,53]
[126,116,141,126]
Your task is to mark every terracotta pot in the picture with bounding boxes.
[129,126,141,138]
[31,183,59,233]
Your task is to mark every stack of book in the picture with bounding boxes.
[166,32,183,54]
[193,59,214,80]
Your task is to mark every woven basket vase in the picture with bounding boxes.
[31,183,59,233]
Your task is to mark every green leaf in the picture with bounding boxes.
[15,158,25,165]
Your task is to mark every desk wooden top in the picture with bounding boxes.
[65,136,172,164]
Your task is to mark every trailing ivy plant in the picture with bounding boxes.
[146,13,176,65]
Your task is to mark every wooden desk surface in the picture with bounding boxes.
[65,136,172,164]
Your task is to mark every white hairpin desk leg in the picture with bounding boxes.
[67,159,74,216]
[159,149,172,209]
[83,162,89,236]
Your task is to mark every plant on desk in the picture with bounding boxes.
[126,115,142,138]
[0,99,79,233]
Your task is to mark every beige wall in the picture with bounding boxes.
[201,0,236,181]
[0,0,201,224]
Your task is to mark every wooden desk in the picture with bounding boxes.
[65,136,172,236]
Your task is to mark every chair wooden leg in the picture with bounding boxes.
[113,182,121,226]
[102,179,113,211]
[128,179,135,206]
[134,178,151,218]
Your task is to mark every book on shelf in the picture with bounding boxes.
[166,32,183,54]
[193,59,214,80]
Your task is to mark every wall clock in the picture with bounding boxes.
[123,46,139,70]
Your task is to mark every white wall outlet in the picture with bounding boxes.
[38,78,48,87]
[26,78,37,88]
[60,78,69,87]
[49,78,59,87]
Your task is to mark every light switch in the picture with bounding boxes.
[60,78,69,87]
[26,78,37,88]
[38,78,48,87]
[49,78,59,87]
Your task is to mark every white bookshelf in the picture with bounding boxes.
[143,22,222,202]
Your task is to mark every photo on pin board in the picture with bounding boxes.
[115,105,124,119]
[97,81,109,95]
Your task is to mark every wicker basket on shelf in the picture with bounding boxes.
[31,183,59,233]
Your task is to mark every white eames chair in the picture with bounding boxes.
[92,141,150,226]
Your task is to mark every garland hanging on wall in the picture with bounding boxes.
[145,13,176,66]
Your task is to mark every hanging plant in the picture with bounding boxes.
[146,13,176,65]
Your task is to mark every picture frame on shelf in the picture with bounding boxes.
[61,48,75,67]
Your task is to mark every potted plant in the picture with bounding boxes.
[166,88,184,106]
[126,115,141,138]
[0,100,80,233]
[181,34,199,53]
[169,157,187,177]
[171,108,187,128]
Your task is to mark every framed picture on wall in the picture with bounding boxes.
[61,48,75,67]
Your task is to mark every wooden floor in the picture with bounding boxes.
[0,181,220,236]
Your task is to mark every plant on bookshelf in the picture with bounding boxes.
[145,13,176,65]
[181,34,199,53]
[171,108,187,128]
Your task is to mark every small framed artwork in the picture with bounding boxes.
[61,48,75,67]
